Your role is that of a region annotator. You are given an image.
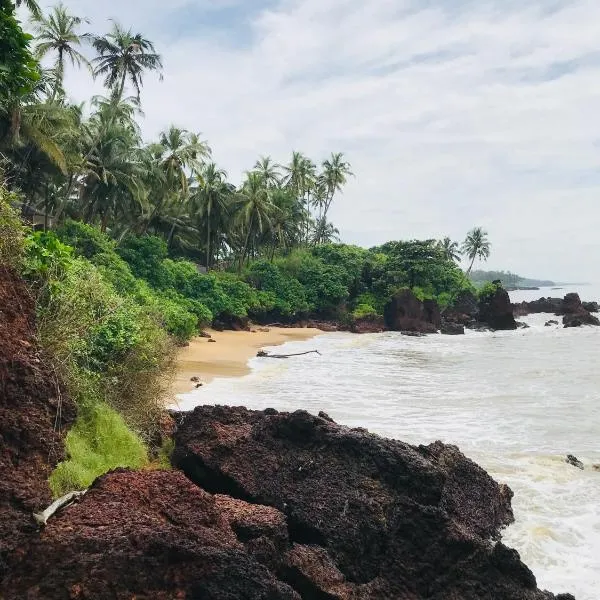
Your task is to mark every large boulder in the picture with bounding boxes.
[582,301,599,313]
[557,293,600,327]
[383,289,439,333]
[441,320,465,335]
[172,405,572,600]
[1,469,300,599]
[443,290,479,326]
[563,312,600,328]
[478,283,518,330]
[0,267,75,582]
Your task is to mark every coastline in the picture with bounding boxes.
[171,326,322,395]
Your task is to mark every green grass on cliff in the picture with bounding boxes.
[50,403,148,497]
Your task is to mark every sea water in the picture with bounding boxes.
[177,285,600,599]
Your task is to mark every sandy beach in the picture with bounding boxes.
[171,327,321,395]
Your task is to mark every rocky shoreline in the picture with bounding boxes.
[0,268,581,599]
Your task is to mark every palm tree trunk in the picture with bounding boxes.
[206,217,211,271]
[466,255,476,276]
[167,221,177,249]
[117,70,127,102]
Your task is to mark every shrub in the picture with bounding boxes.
[118,234,168,285]
[49,403,148,496]
[0,186,26,266]
[246,260,309,319]
[352,303,378,319]
[478,280,501,301]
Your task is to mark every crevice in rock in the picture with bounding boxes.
[177,454,253,503]
[278,566,340,600]
[286,514,327,547]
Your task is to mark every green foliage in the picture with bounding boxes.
[352,303,378,319]
[246,260,309,319]
[478,280,501,301]
[0,0,39,102]
[49,403,148,496]
[0,186,26,266]
[156,438,174,470]
[118,234,168,285]
[277,250,348,315]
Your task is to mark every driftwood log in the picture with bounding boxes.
[33,490,87,526]
[256,350,321,359]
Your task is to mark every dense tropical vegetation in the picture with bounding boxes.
[1,2,493,495]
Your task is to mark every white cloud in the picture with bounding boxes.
[34,0,600,281]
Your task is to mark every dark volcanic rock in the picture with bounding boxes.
[558,293,600,327]
[0,267,75,583]
[563,312,600,328]
[440,320,465,335]
[478,284,518,330]
[565,455,584,471]
[1,470,300,599]
[513,298,562,317]
[545,320,559,327]
[384,289,439,333]
[445,290,480,324]
[582,301,599,313]
[172,405,570,599]
[349,315,385,334]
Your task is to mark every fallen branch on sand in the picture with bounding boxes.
[33,490,87,526]
[257,350,321,359]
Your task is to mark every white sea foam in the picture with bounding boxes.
[178,284,600,599]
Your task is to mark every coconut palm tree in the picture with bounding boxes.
[253,156,280,188]
[438,237,461,262]
[157,126,210,195]
[16,0,41,18]
[461,227,491,275]
[32,4,91,96]
[321,152,352,219]
[91,22,163,101]
[281,151,316,244]
[237,171,277,270]
[191,162,231,270]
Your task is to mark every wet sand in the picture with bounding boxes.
[172,327,321,395]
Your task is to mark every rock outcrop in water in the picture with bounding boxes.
[477,284,518,330]
[514,294,600,328]
[384,289,440,333]
[0,266,75,582]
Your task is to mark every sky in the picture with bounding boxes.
[25,0,600,282]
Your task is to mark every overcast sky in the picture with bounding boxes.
[25,0,600,281]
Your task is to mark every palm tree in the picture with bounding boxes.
[91,22,163,101]
[321,152,352,219]
[16,0,41,18]
[191,162,231,270]
[157,126,210,195]
[282,151,316,244]
[33,4,91,96]
[461,227,491,275]
[438,237,461,262]
[253,156,280,188]
[312,216,340,245]
[237,171,276,270]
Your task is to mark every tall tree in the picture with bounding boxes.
[321,152,352,219]
[15,0,41,19]
[32,4,90,96]
[253,156,280,188]
[237,171,276,270]
[461,227,491,275]
[157,126,210,195]
[191,162,231,270]
[91,22,162,101]
[438,237,461,262]
[282,151,315,244]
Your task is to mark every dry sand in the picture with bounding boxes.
[172,327,321,395]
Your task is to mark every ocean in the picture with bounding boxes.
[177,284,600,599]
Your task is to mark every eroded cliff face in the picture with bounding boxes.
[0,266,75,582]
[0,267,575,600]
